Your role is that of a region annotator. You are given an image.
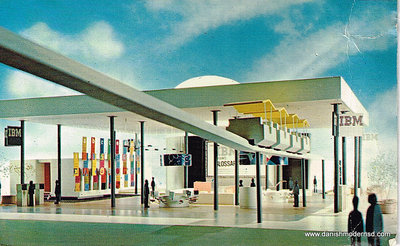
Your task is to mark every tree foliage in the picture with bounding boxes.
[367,151,397,199]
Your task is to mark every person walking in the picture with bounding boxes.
[348,196,364,246]
[144,179,150,208]
[293,181,299,207]
[313,176,317,193]
[151,177,156,198]
[28,181,35,207]
[366,193,383,246]
[250,178,256,187]
[54,180,61,204]
[239,180,243,187]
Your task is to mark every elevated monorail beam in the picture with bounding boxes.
[0,27,304,159]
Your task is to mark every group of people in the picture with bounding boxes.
[238,178,256,188]
[27,180,61,206]
[143,177,156,209]
[348,194,383,246]
[288,176,318,192]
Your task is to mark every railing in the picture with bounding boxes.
[275,180,287,189]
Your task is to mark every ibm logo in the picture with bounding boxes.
[339,115,363,127]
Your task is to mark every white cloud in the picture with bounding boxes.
[6,21,128,98]
[247,23,348,81]
[81,22,125,60]
[21,21,124,61]
[366,87,397,152]
[7,70,81,98]
[145,0,312,49]
[363,87,397,192]
[246,5,396,82]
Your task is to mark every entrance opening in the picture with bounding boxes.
[44,162,51,192]
[282,159,308,189]
[188,136,207,188]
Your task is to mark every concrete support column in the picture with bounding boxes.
[342,137,346,185]
[354,136,359,197]
[256,152,262,223]
[20,120,26,185]
[301,158,306,207]
[358,136,362,189]
[140,121,145,204]
[322,159,325,199]
[276,165,280,191]
[109,116,116,208]
[212,110,219,211]
[20,120,25,184]
[234,150,239,206]
[57,124,62,200]
[332,103,340,213]
[184,132,189,188]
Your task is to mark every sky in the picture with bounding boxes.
[0,1,397,188]
[0,1,396,99]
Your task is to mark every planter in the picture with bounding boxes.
[380,199,396,214]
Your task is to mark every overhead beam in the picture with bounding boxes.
[0,27,308,159]
[0,27,252,152]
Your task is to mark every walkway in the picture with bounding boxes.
[0,193,396,245]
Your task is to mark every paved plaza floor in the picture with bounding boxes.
[0,193,396,245]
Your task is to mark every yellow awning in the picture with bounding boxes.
[225,100,310,128]
[288,114,299,123]
[285,119,310,128]
[224,100,276,115]
[252,108,289,124]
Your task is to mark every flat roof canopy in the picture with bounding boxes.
[0,77,368,131]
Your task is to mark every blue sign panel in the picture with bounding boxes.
[161,154,192,166]
[267,156,288,165]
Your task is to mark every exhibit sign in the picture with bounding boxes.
[338,113,364,137]
[73,152,80,191]
[73,152,79,176]
[130,139,135,187]
[108,139,111,188]
[100,138,106,189]
[116,139,120,155]
[136,139,141,174]
[4,126,22,146]
[90,137,95,160]
[75,175,81,192]
[116,152,121,189]
[83,153,90,191]
[107,139,111,164]
[123,140,128,187]
[207,143,266,176]
[82,137,87,159]
[92,155,97,175]
[266,156,288,165]
[93,164,99,190]
[240,151,257,165]
[161,154,192,166]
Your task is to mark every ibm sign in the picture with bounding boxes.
[4,126,22,146]
[339,114,364,137]
[339,115,363,127]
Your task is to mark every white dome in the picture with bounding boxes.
[175,75,239,89]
